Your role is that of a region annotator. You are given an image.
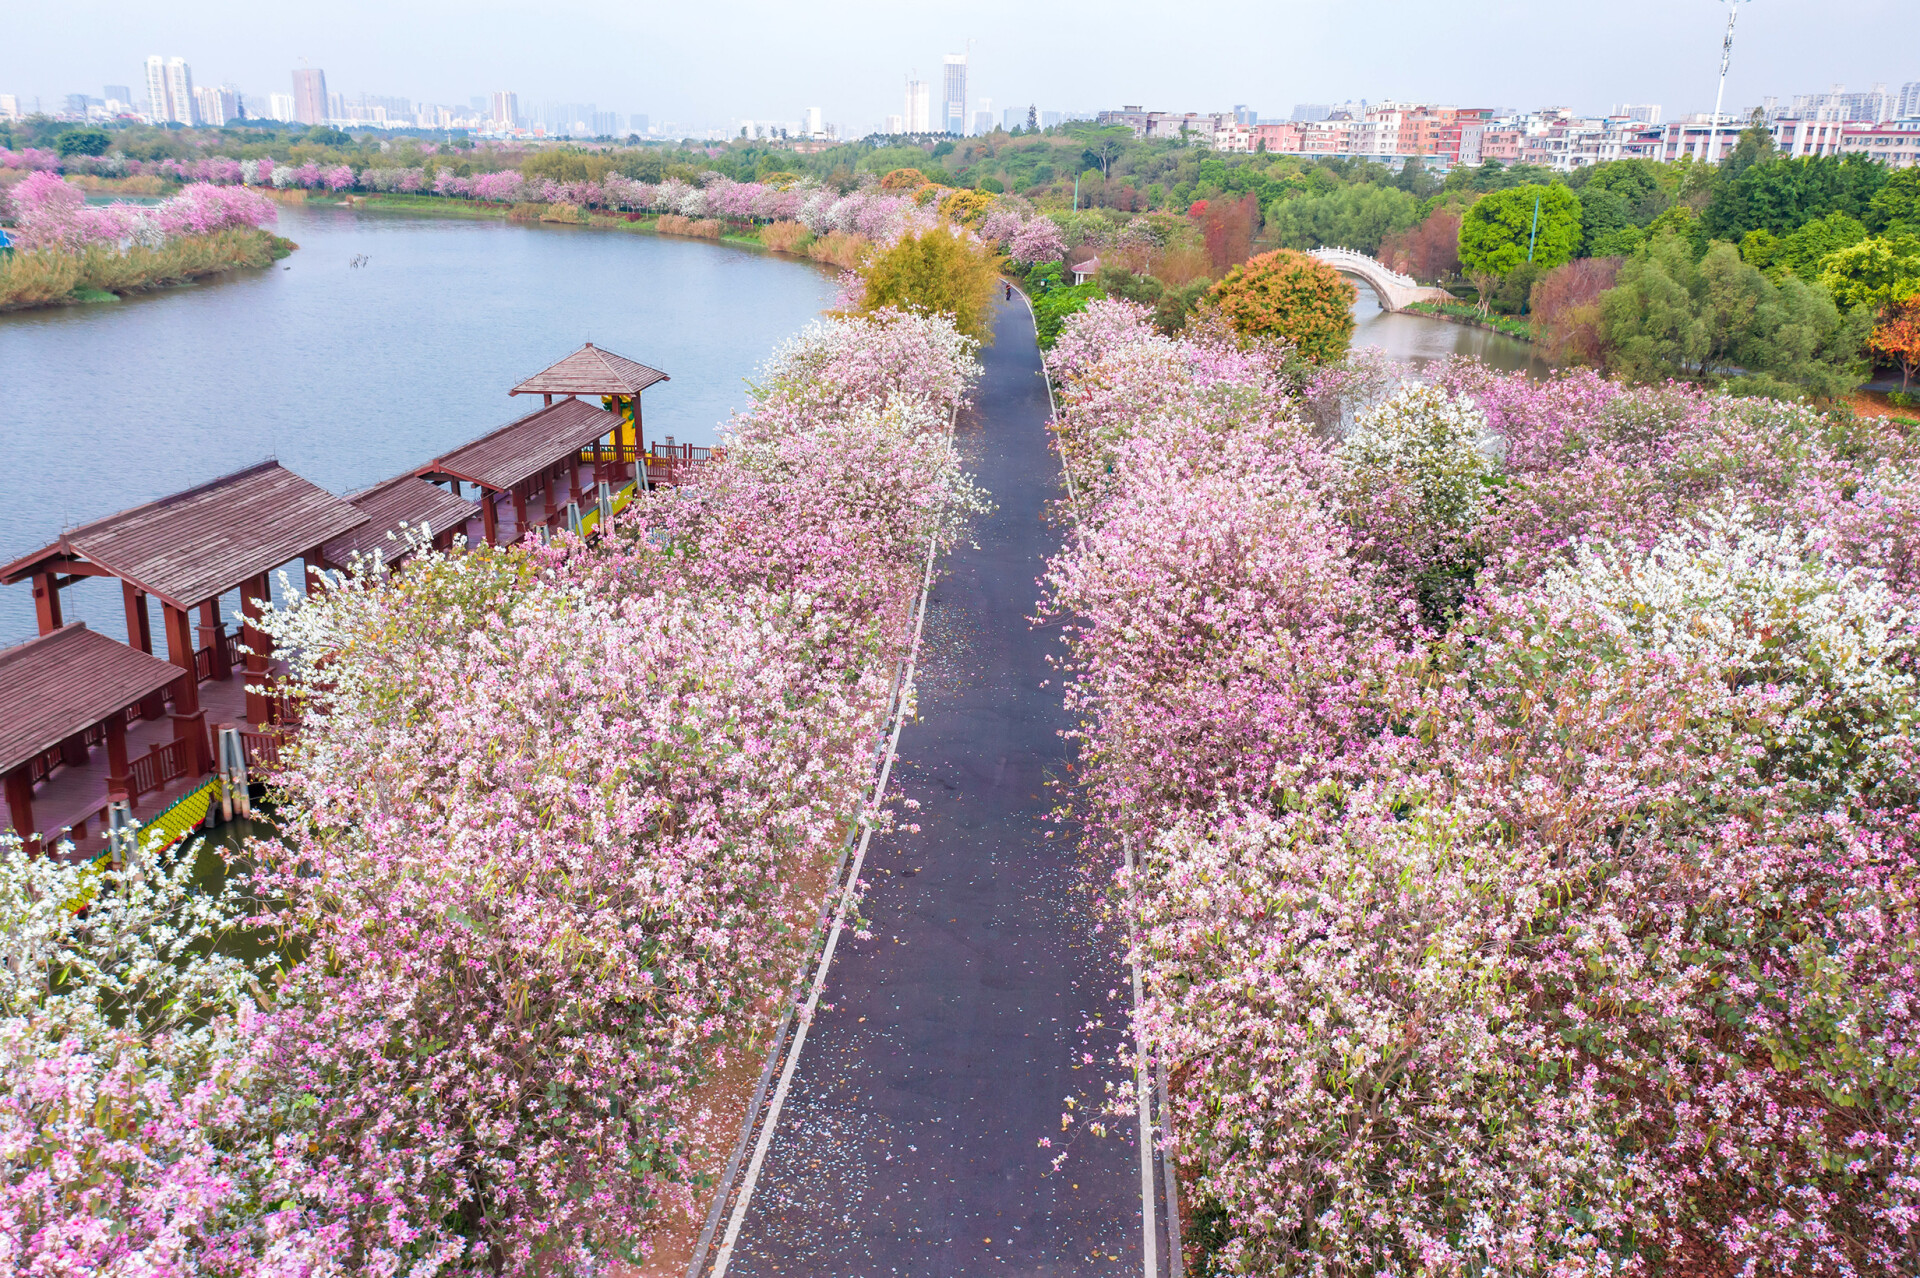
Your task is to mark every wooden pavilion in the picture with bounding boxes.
[0,461,368,754]
[416,344,681,545]
[507,343,713,491]
[319,473,480,572]
[1,623,205,853]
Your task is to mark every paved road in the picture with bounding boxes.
[724,297,1142,1276]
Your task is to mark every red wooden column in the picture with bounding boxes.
[512,486,528,541]
[31,572,62,636]
[161,604,210,777]
[104,713,131,804]
[480,490,499,545]
[126,584,168,719]
[304,546,326,596]
[198,598,231,680]
[241,574,272,726]
[3,766,34,848]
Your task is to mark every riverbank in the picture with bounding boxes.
[0,228,296,311]
[1401,297,1534,341]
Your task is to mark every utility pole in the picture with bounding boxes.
[1706,0,1754,166]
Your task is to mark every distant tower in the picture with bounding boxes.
[291,67,328,125]
[491,91,520,129]
[941,53,968,135]
[164,58,196,125]
[905,78,930,133]
[1705,0,1755,164]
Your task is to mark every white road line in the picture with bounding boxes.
[705,405,951,1278]
[1015,286,1157,1276]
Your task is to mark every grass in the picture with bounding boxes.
[1402,299,1534,341]
[0,229,292,311]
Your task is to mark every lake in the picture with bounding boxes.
[0,202,840,645]
[0,209,1541,646]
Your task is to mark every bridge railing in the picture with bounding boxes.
[1307,246,1423,291]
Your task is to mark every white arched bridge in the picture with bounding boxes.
[1308,246,1455,313]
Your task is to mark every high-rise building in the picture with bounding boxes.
[941,54,968,135]
[804,105,824,136]
[630,114,649,136]
[103,84,132,112]
[0,94,18,122]
[268,93,295,122]
[491,91,519,129]
[1291,104,1331,123]
[145,55,196,125]
[194,85,230,127]
[1899,83,1920,119]
[886,113,905,133]
[973,97,993,136]
[291,68,328,125]
[905,79,930,132]
[1613,103,1663,124]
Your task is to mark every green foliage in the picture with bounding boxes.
[1817,235,1920,312]
[520,149,615,184]
[1458,184,1582,278]
[1774,212,1869,281]
[1703,153,1891,240]
[1741,228,1781,271]
[1576,187,1631,256]
[1032,280,1105,349]
[1598,237,1870,400]
[977,176,1005,194]
[1204,249,1356,363]
[1588,227,1646,258]
[1265,184,1420,255]
[1580,159,1676,224]
[54,127,111,157]
[1494,261,1545,315]
[857,225,1002,341]
[1868,167,1920,235]
[1645,203,1708,258]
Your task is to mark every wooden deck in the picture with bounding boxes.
[23,660,284,860]
[461,444,721,547]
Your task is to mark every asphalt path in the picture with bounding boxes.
[722,296,1142,1276]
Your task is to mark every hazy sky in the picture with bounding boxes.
[19,0,1916,134]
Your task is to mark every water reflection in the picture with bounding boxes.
[1346,278,1553,377]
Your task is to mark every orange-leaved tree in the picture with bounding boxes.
[1204,249,1357,362]
[879,168,930,192]
[1870,296,1920,391]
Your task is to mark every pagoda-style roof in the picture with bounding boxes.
[416,398,621,494]
[322,475,480,567]
[509,342,670,398]
[0,624,183,776]
[0,461,369,611]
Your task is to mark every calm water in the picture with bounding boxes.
[1348,279,1550,375]
[0,203,838,646]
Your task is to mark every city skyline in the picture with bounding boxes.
[6,0,1915,142]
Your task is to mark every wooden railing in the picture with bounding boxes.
[128,738,189,799]
[237,729,283,770]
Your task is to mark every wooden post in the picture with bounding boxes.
[105,713,131,798]
[512,484,528,541]
[305,546,326,596]
[199,597,231,681]
[58,730,88,768]
[543,392,553,407]
[4,766,36,849]
[241,575,271,726]
[161,605,201,716]
[123,582,153,653]
[31,572,62,635]
[481,490,499,545]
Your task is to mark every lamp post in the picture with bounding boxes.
[1706,0,1755,166]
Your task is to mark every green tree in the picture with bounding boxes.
[1867,167,1920,235]
[1774,211,1869,280]
[54,127,110,157]
[1458,184,1582,289]
[1576,187,1630,257]
[1581,159,1674,225]
[857,225,1002,341]
[1817,235,1920,312]
[1722,112,1777,182]
[1703,153,1891,240]
[1203,249,1356,362]
[1598,236,1868,400]
[1265,184,1420,255]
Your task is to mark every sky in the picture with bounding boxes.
[19,0,1917,136]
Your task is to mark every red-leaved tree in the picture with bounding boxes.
[1529,256,1622,365]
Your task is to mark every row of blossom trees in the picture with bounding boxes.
[1043,300,1920,1275]
[1,171,277,250]
[0,310,985,1276]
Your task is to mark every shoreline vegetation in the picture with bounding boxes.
[1400,296,1536,340]
[0,227,295,310]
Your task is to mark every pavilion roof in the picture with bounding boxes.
[509,343,670,398]
[415,398,621,494]
[0,462,369,611]
[0,624,184,778]
[322,475,480,566]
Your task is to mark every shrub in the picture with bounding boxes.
[757,219,812,253]
[1529,255,1620,363]
[878,167,929,192]
[1203,249,1356,362]
[857,225,1003,341]
[0,247,83,307]
[807,229,871,270]
[656,213,722,239]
